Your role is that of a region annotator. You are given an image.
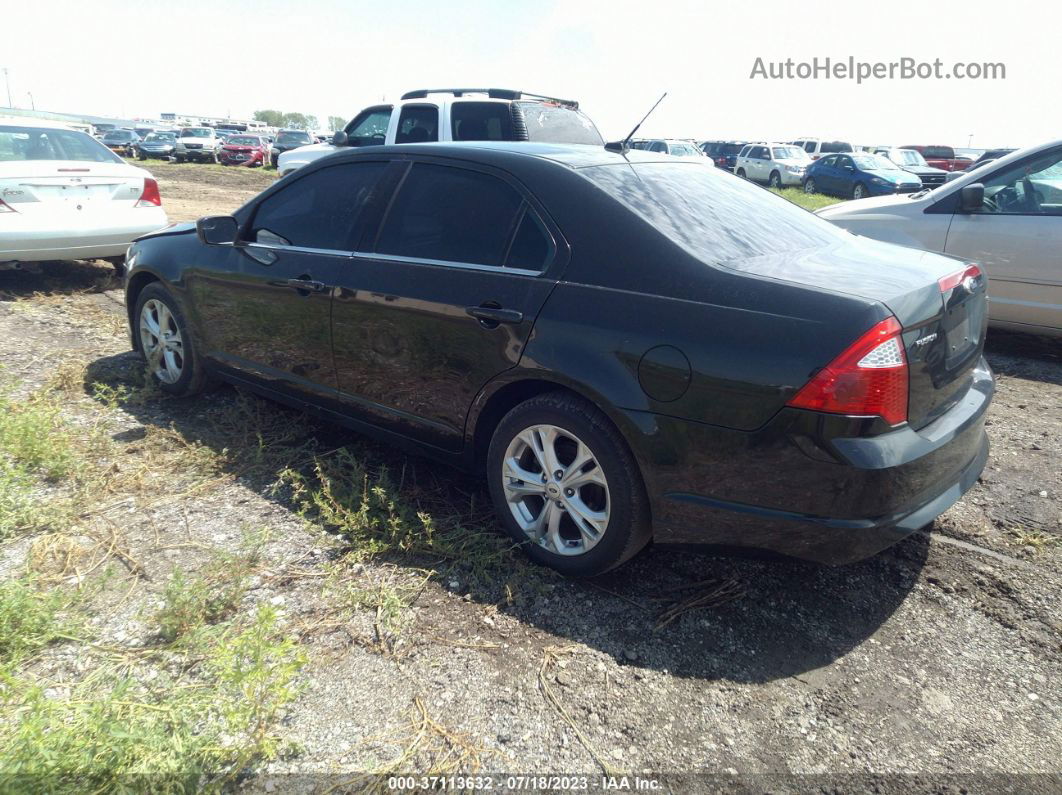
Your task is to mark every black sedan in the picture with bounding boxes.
[124,142,993,576]
[137,131,178,160]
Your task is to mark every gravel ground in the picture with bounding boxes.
[0,166,1059,792]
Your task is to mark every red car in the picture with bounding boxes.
[899,145,972,172]
[218,135,268,167]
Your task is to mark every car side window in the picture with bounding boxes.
[248,162,388,250]
[394,104,439,144]
[804,142,816,153]
[345,107,392,147]
[450,102,513,141]
[739,145,751,158]
[819,155,837,167]
[837,156,853,169]
[976,149,1062,216]
[649,141,667,153]
[505,206,553,270]
[375,163,527,267]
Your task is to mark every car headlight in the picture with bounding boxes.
[785,165,804,174]
[870,177,890,186]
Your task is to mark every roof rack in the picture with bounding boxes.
[399,88,579,109]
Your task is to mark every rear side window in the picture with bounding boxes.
[803,141,816,153]
[451,102,513,141]
[582,162,846,266]
[0,127,120,163]
[513,101,603,145]
[376,163,526,266]
[505,209,553,270]
[249,162,387,250]
[395,105,439,144]
[820,141,853,154]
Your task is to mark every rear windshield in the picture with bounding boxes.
[722,143,745,155]
[922,146,954,159]
[820,141,853,153]
[0,126,122,163]
[514,101,603,145]
[582,161,846,265]
[277,131,313,144]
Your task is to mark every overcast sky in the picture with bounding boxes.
[2,0,1058,148]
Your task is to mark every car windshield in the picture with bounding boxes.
[922,146,954,159]
[145,133,174,142]
[228,136,259,145]
[181,128,212,137]
[772,146,808,160]
[0,126,122,163]
[583,161,846,266]
[103,131,132,141]
[852,155,894,171]
[891,149,927,166]
[820,141,853,153]
[277,132,312,144]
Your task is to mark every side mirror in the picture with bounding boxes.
[960,183,985,212]
[196,215,238,245]
[331,130,348,146]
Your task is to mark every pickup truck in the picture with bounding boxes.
[277,87,603,177]
[174,127,223,164]
[899,145,972,172]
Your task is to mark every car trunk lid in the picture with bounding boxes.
[0,160,146,214]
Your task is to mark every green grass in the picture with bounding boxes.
[0,577,71,667]
[770,186,845,212]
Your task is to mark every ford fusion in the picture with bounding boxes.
[123,142,993,576]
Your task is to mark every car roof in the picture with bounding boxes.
[322,141,683,170]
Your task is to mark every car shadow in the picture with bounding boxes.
[984,328,1061,385]
[0,259,121,299]
[85,349,927,685]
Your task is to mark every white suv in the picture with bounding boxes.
[276,88,603,177]
[735,143,811,187]
[789,138,854,160]
[174,127,223,163]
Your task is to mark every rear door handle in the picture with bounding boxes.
[466,305,523,327]
[271,277,328,294]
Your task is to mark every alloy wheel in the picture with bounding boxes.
[139,299,184,384]
[804,179,816,194]
[501,424,610,556]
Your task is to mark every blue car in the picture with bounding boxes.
[802,153,922,199]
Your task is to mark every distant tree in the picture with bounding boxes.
[303,114,320,131]
[327,115,347,132]
[252,109,284,128]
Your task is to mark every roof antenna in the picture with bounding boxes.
[605,92,667,153]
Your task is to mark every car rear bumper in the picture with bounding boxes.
[630,358,994,564]
[0,208,169,262]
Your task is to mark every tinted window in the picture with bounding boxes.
[582,162,846,265]
[750,146,768,159]
[820,141,853,154]
[649,141,667,153]
[819,155,837,167]
[738,146,751,157]
[277,131,313,145]
[345,107,391,147]
[722,143,745,156]
[977,148,1062,215]
[376,164,523,265]
[505,209,552,270]
[395,105,439,144]
[451,102,513,141]
[922,146,954,159]
[514,101,603,145]
[0,126,121,163]
[803,141,816,153]
[249,162,387,250]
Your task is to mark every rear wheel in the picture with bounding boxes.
[804,178,817,194]
[487,392,652,577]
[134,283,209,397]
[853,182,867,199]
[768,171,782,188]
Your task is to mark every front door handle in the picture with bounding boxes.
[466,304,523,328]
[269,276,328,295]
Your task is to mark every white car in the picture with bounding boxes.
[277,87,603,177]
[789,138,855,160]
[174,127,223,163]
[0,119,168,270]
[631,139,706,158]
[735,143,810,187]
[818,140,1062,337]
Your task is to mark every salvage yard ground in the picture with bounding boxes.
[0,163,1058,791]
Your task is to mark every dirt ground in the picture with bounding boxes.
[0,164,1059,792]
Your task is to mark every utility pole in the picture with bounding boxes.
[26,92,34,111]
[2,68,11,108]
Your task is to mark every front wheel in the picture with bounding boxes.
[803,178,817,194]
[852,182,867,200]
[768,171,782,188]
[736,168,747,179]
[487,392,652,576]
[134,283,209,397]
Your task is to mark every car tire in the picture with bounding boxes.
[134,283,209,398]
[270,155,278,168]
[175,155,185,163]
[736,168,747,179]
[768,171,782,188]
[852,182,867,200]
[486,391,652,577]
[804,178,817,194]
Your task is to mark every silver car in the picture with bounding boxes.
[818,140,1062,337]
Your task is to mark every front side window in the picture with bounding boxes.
[818,155,838,167]
[0,126,121,163]
[345,107,392,147]
[395,105,439,144]
[375,163,525,266]
[976,149,1062,215]
[450,102,513,141]
[248,162,388,250]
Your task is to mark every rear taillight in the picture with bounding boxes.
[135,177,161,208]
[787,316,908,426]
[0,197,16,213]
[938,263,982,293]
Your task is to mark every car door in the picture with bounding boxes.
[833,155,856,195]
[186,160,391,404]
[813,155,837,192]
[943,147,1062,334]
[329,158,565,452]
[751,146,770,182]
